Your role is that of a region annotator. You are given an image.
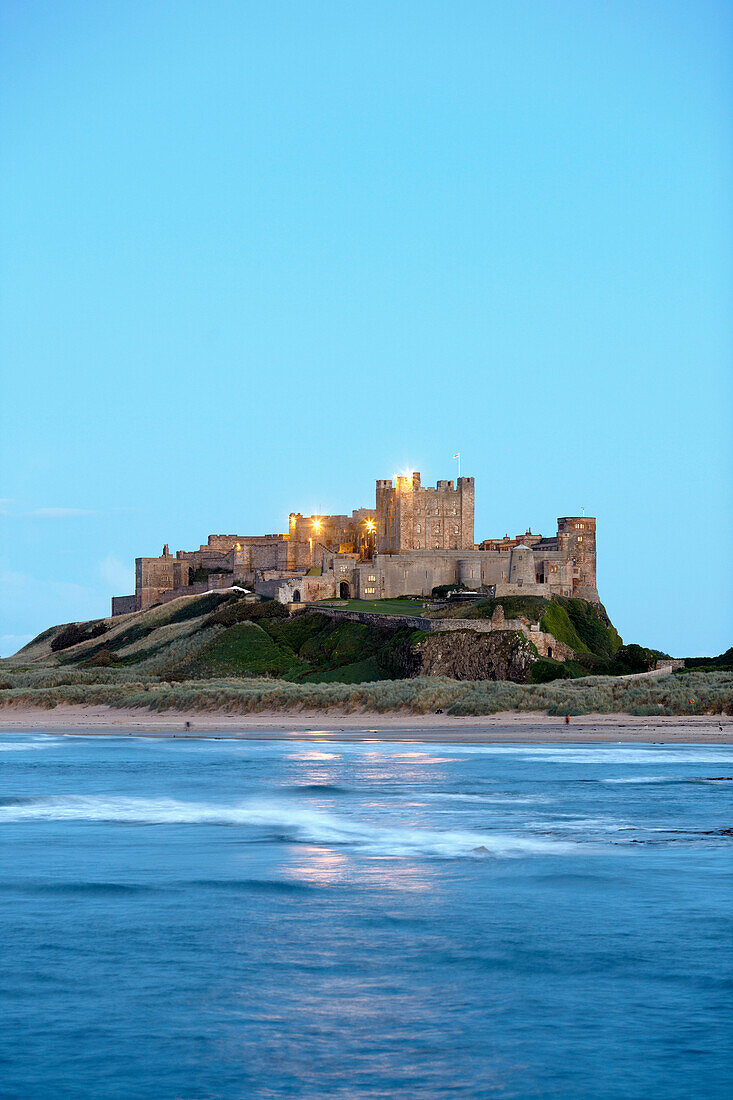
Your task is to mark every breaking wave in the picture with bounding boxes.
[602,776,695,785]
[0,795,577,858]
[0,739,62,751]
[441,745,733,765]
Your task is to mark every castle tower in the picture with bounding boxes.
[557,517,598,599]
[375,472,474,553]
[508,544,535,586]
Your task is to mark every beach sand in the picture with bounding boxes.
[0,703,731,742]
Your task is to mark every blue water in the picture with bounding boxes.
[0,733,731,1099]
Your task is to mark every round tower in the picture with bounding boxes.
[508,544,535,586]
[458,559,481,588]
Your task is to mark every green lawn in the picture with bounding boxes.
[316,598,428,616]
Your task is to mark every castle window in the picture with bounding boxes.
[368,575,376,581]
[453,525,459,534]
[416,524,421,533]
[434,524,440,533]
[365,587,376,595]
[416,542,420,549]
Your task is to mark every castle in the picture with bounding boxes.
[111,471,598,614]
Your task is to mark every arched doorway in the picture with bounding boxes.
[339,582,350,599]
[547,646,553,659]
[292,590,301,603]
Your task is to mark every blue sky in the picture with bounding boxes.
[1,1,731,658]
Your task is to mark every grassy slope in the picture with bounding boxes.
[8,592,240,667]
[3,592,653,689]
[185,622,302,678]
[4,596,730,714]
[165,612,393,683]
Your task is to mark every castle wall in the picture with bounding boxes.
[311,606,577,659]
[115,473,599,614]
[136,555,191,610]
[111,595,137,616]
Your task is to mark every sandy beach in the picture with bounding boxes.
[1,703,731,742]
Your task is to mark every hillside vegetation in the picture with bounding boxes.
[3,589,724,716]
[8,590,637,684]
[434,595,624,665]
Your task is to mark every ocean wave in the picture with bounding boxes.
[602,776,693,785]
[524,817,633,832]
[438,745,733,765]
[415,792,544,804]
[0,795,577,858]
[0,740,62,751]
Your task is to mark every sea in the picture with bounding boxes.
[0,731,731,1099]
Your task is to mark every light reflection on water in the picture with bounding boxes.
[0,734,731,1100]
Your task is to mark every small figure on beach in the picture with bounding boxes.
[565,715,570,725]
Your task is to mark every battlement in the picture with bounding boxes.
[376,471,475,554]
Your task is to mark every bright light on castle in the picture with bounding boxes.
[113,467,599,619]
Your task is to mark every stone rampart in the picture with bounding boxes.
[111,595,137,617]
[306,606,574,658]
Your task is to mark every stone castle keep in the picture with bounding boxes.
[111,471,599,614]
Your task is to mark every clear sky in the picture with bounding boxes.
[1,1,731,658]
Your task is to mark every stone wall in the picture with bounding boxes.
[311,605,575,659]
[111,595,137,617]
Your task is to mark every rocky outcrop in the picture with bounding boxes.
[395,629,538,683]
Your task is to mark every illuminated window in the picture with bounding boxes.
[434,524,440,533]
[453,525,459,534]
[368,574,376,581]
[416,524,421,533]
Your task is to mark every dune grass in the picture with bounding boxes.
[0,668,730,718]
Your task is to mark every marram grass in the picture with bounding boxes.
[0,669,731,718]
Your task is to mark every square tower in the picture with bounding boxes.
[375,472,474,553]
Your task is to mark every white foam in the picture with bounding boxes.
[602,776,687,785]
[432,745,733,765]
[0,740,61,751]
[0,795,577,858]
